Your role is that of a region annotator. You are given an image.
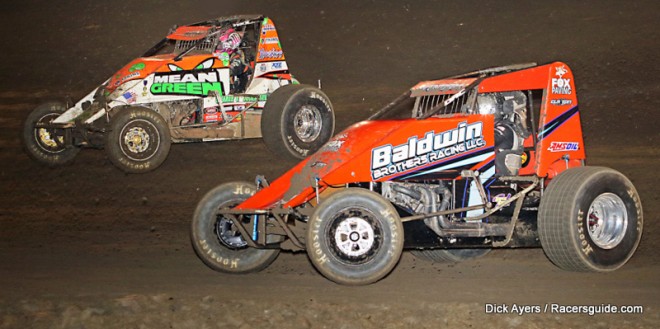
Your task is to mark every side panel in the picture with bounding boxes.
[478,61,586,178]
[236,115,496,210]
[256,17,286,63]
[535,63,585,178]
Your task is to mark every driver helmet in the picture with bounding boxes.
[218,28,241,54]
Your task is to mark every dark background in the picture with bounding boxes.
[0,1,658,327]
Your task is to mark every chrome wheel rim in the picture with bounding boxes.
[587,193,628,249]
[119,119,159,161]
[34,113,65,153]
[293,105,322,143]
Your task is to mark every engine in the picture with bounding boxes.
[161,99,202,126]
[381,181,452,236]
[477,91,531,176]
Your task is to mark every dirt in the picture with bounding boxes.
[1,0,659,328]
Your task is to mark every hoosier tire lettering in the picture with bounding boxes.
[538,166,643,272]
[306,188,403,285]
[105,107,171,174]
[191,182,280,274]
[23,101,80,166]
[261,84,335,161]
[198,239,239,269]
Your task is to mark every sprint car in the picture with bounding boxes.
[192,62,643,285]
[23,15,334,173]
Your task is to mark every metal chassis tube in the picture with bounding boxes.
[220,208,306,250]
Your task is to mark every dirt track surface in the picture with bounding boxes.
[1,1,659,328]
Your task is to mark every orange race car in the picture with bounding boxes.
[23,15,334,173]
[192,62,643,285]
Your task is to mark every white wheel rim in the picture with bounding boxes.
[587,193,628,249]
[333,216,375,257]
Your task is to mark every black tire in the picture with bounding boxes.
[410,248,491,263]
[307,188,403,285]
[538,166,643,272]
[261,84,335,160]
[23,102,80,166]
[105,107,171,173]
[191,182,280,273]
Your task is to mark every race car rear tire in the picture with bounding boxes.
[410,248,491,263]
[307,188,403,285]
[261,84,334,160]
[191,182,280,273]
[538,166,643,272]
[105,107,171,174]
[23,101,80,166]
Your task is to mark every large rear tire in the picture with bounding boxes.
[307,188,403,285]
[191,182,280,273]
[411,248,491,263]
[538,166,643,272]
[23,102,80,166]
[261,84,334,160]
[105,107,171,174]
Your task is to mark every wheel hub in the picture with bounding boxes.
[294,105,322,143]
[37,128,62,148]
[215,217,248,249]
[587,193,628,249]
[35,113,65,153]
[123,127,150,153]
[333,216,375,258]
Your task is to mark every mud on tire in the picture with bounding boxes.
[23,101,80,166]
[538,166,643,272]
[261,84,334,160]
[191,182,280,273]
[105,107,171,174]
[307,188,403,285]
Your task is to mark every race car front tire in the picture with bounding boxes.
[23,101,80,166]
[307,188,403,285]
[538,166,643,272]
[261,84,335,160]
[191,182,280,273]
[105,107,171,174]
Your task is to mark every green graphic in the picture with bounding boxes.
[129,62,146,72]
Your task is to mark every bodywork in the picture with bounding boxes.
[46,15,296,145]
[220,62,586,251]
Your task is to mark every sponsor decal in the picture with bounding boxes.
[521,151,530,167]
[204,112,221,123]
[271,62,283,70]
[371,121,486,179]
[258,63,267,73]
[552,65,572,95]
[550,99,572,106]
[151,69,223,96]
[547,141,579,152]
[423,83,465,93]
[151,59,224,96]
[261,37,279,45]
[121,71,140,82]
[261,24,275,34]
[258,49,283,61]
[218,94,267,103]
[183,31,206,38]
[129,62,145,72]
